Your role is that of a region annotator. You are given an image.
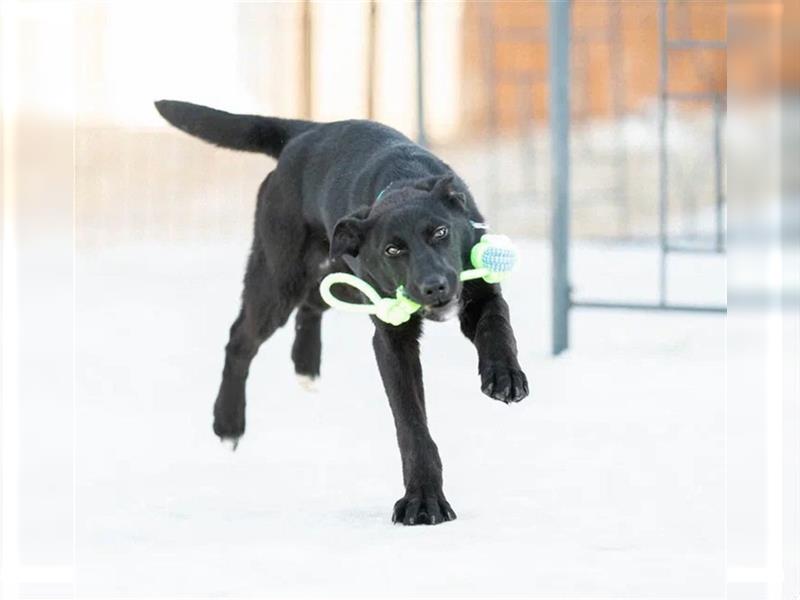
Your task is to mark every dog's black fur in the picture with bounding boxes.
[155,100,529,525]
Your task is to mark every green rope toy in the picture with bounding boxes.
[319,234,518,326]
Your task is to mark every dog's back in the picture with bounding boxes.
[155,100,450,232]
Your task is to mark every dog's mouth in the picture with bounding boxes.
[421,297,460,322]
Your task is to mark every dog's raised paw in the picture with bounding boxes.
[480,363,529,404]
[392,487,456,526]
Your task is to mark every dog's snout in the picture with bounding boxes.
[420,274,451,305]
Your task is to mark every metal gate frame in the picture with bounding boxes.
[550,0,727,356]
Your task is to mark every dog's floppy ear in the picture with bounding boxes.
[412,176,440,192]
[330,206,371,259]
[431,175,467,211]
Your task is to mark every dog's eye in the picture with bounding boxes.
[384,244,404,257]
[432,226,449,241]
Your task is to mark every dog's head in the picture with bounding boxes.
[330,175,476,321]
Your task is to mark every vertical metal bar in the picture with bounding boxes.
[366,0,377,121]
[301,0,313,119]
[479,1,499,223]
[550,0,571,355]
[519,75,536,198]
[657,0,669,306]
[414,0,426,146]
[608,0,629,238]
[713,93,724,251]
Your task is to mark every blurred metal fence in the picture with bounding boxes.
[476,1,631,234]
[550,0,727,355]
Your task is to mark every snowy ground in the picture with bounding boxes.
[58,238,725,597]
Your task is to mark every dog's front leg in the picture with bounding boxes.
[460,281,529,404]
[372,318,456,525]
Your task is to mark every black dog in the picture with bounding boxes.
[155,100,529,525]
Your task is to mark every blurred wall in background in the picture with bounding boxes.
[4,1,741,246]
[461,1,726,131]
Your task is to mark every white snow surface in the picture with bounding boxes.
[65,239,724,597]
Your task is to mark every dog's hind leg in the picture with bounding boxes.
[290,238,331,390]
[213,248,301,445]
[291,285,328,391]
[213,236,306,446]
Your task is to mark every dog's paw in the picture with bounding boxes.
[392,487,457,526]
[296,374,319,393]
[213,398,245,449]
[220,437,240,451]
[480,363,529,404]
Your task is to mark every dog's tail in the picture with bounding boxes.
[154,100,316,159]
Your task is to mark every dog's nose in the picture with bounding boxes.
[419,274,451,305]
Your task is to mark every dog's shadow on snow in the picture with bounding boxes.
[334,507,388,526]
